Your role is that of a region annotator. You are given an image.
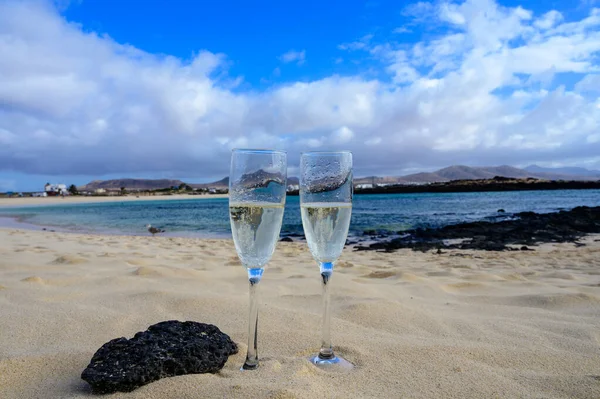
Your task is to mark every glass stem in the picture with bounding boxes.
[243,268,263,370]
[319,262,335,360]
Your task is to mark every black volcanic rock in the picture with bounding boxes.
[355,206,600,252]
[81,320,238,394]
[354,179,600,194]
[280,237,293,242]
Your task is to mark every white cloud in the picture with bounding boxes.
[0,0,599,182]
[580,0,600,7]
[534,10,563,30]
[577,74,600,92]
[402,1,436,20]
[439,2,467,25]
[331,126,354,144]
[338,34,374,51]
[365,137,382,145]
[392,27,411,34]
[279,49,305,65]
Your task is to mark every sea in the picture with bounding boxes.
[1,190,599,238]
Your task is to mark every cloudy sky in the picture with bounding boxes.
[1,0,599,191]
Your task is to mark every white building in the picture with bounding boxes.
[355,183,374,189]
[44,183,68,195]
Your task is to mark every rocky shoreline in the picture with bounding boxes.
[353,177,600,195]
[353,206,600,252]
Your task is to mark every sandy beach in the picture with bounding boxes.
[0,194,228,208]
[0,228,598,398]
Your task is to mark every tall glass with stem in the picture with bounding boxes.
[300,151,353,369]
[229,149,287,370]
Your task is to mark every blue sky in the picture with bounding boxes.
[0,0,599,191]
[61,0,596,87]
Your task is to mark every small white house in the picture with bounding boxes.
[95,188,107,194]
[355,183,374,189]
[44,183,68,196]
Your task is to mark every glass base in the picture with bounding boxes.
[310,354,354,370]
[241,362,259,371]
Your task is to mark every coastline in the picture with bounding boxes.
[0,215,232,239]
[1,193,599,246]
[0,193,228,208]
[0,194,231,237]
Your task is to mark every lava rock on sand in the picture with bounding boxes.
[356,206,600,252]
[81,320,238,394]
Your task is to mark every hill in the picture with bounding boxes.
[78,164,599,193]
[80,179,184,191]
[361,165,598,185]
[525,165,600,178]
[354,175,409,185]
[396,172,450,184]
[190,177,229,189]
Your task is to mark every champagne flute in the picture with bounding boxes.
[229,149,287,370]
[300,151,353,369]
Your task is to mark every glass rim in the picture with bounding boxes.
[301,150,352,156]
[232,148,287,154]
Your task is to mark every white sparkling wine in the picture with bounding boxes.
[301,202,352,263]
[229,202,285,268]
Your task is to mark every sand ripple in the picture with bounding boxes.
[0,229,599,398]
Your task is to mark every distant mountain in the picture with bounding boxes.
[190,177,229,189]
[394,165,535,183]
[354,175,408,185]
[396,172,450,183]
[78,164,599,193]
[436,165,495,180]
[525,165,600,178]
[357,164,599,185]
[81,179,184,191]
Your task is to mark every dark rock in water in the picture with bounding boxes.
[497,209,505,213]
[363,229,392,237]
[280,237,293,242]
[520,246,533,251]
[354,206,600,253]
[81,320,238,394]
[281,232,304,238]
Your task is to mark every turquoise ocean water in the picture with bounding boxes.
[1,190,599,238]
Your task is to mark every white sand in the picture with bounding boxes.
[0,194,227,208]
[0,228,599,398]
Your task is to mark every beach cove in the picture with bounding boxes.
[1,190,599,239]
